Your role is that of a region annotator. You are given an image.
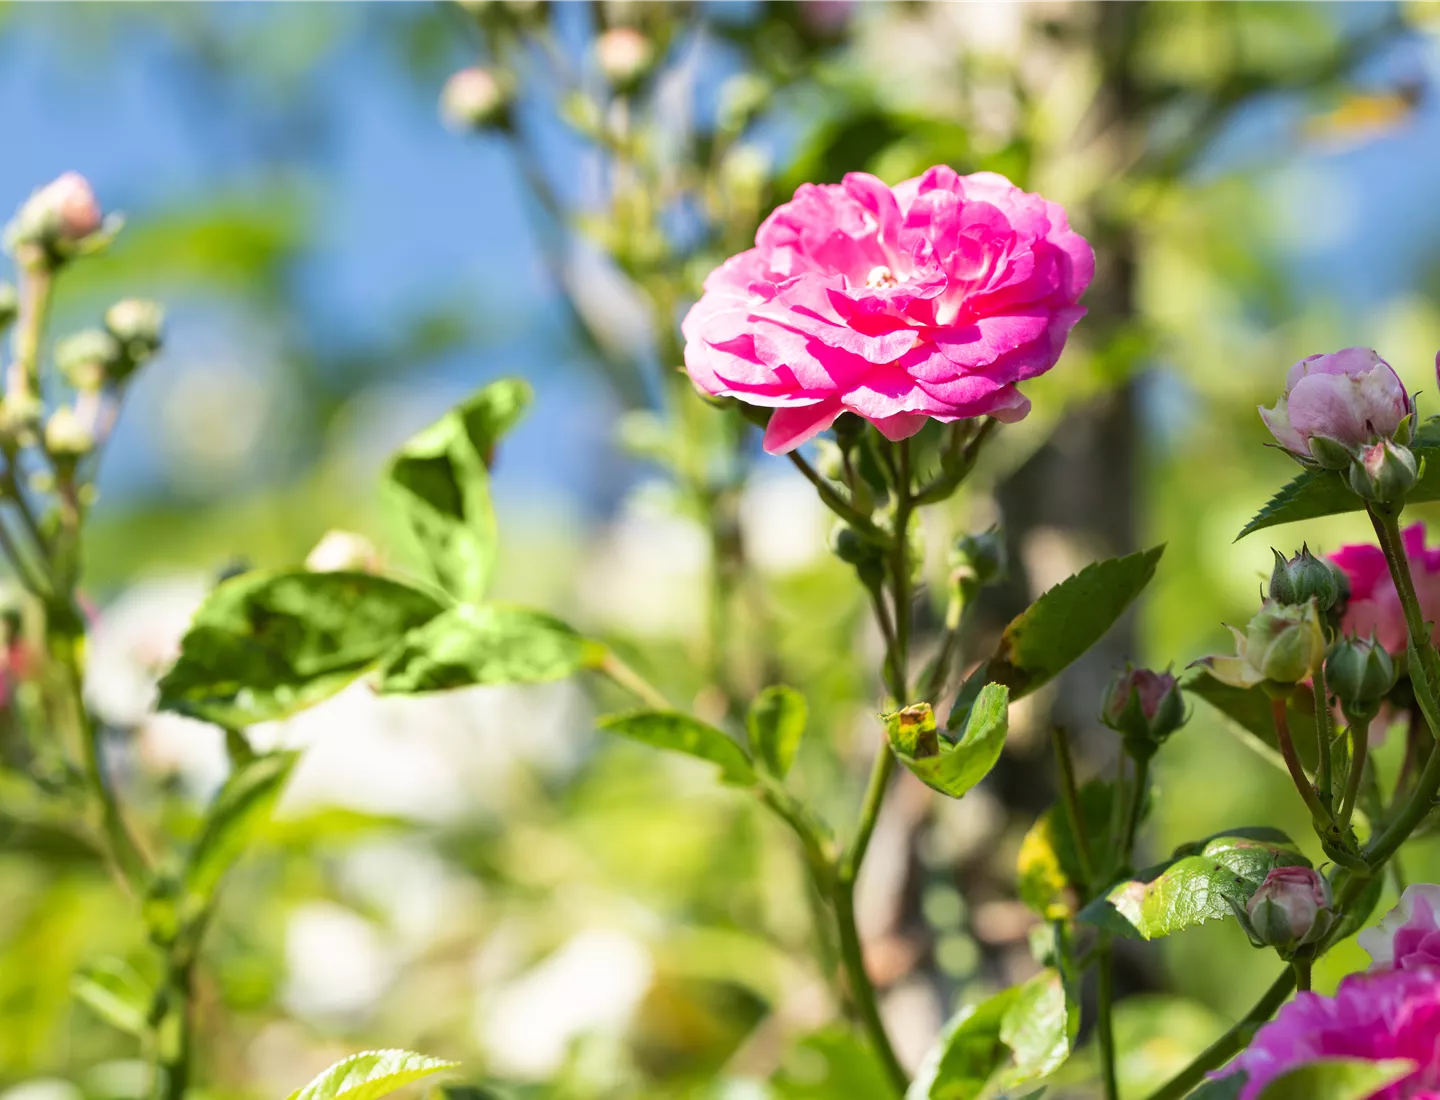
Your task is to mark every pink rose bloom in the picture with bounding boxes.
[1260,348,1412,463]
[682,167,1094,454]
[1361,885,1440,973]
[1331,524,1440,654]
[1227,969,1440,1100]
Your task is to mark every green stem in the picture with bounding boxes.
[1337,716,1370,831]
[1271,698,1332,829]
[1292,957,1312,993]
[788,450,891,548]
[1097,948,1120,1100]
[1313,665,1333,810]
[1143,969,1297,1100]
[1051,727,1094,888]
[597,649,673,710]
[833,869,907,1096]
[9,264,52,405]
[1120,755,1150,866]
[53,623,148,888]
[1368,505,1432,681]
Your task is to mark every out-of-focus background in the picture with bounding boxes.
[5,2,1440,1098]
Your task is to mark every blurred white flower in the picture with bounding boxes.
[478,928,652,1079]
[283,901,397,1025]
[305,529,382,574]
[85,575,207,727]
[252,679,590,823]
[739,473,827,575]
[340,840,456,952]
[134,712,229,800]
[579,486,708,637]
[0,1080,84,1100]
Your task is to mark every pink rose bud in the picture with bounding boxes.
[1100,666,1185,757]
[594,27,655,90]
[440,67,511,132]
[1348,437,1419,504]
[1260,348,1413,466]
[1245,866,1332,950]
[5,173,111,266]
[1359,884,1440,972]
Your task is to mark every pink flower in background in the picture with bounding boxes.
[1361,885,1440,973]
[1260,348,1412,463]
[1331,524,1440,654]
[1227,969,1440,1100]
[682,167,1094,454]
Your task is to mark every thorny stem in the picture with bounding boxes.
[1050,727,1094,888]
[1144,969,1297,1100]
[1271,698,1331,829]
[1337,715,1370,831]
[1313,664,1334,810]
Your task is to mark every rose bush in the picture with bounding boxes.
[681,167,1094,453]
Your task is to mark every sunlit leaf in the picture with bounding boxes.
[387,378,532,603]
[377,603,595,693]
[949,548,1163,728]
[186,751,298,901]
[287,1050,458,1100]
[72,958,150,1037]
[1017,780,1116,919]
[1078,831,1309,941]
[892,684,1008,798]
[747,685,808,779]
[157,570,443,727]
[907,969,1073,1100]
[598,710,756,785]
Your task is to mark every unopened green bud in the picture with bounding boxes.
[829,523,877,566]
[1326,634,1397,718]
[55,328,121,392]
[0,282,16,331]
[884,702,938,759]
[950,528,1006,590]
[1349,439,1419,504]
[1246,600,1327,685]
[104,298,164,372]
[1269,545,1340,611]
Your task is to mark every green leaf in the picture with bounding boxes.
[186,751,298,901]
[1238,418,1440,539]
[1253,1059,1414,1100]
[287,1050,459,1100]
[72,958,150,1036]
[907,969,1072,1100]
[386,378,532,603]
[1078,832,1309,941]
[1409,634,1440,735]
[747,686,808,779]
[1016,780,1116,920]
[157,570,444,727]
[598,710,756,785]
[893,684,1009,798]
[377,604,595,693]
[771,1027,895,1100]
[1182,669,1320,772]
[948,547,1163,728]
